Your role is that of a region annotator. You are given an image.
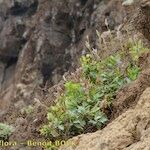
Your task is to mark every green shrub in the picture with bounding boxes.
[41,81,107,139]
[41,39,149,141]
[0,123,14,141]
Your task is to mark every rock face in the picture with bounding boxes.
[0,0,95,114]
[112,66,150,119]
[132,0,150,41]
[0,0,127,117]
[0,0,149,148]
[60,87,150,150]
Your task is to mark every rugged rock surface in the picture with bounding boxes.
[0,0,149,149]
[0,0,127,122]
[0,0,97,115]
[132,0,150,41]
[112,57,150,119]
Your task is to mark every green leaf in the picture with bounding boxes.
[100,116,108,124]
[58,125,64,131]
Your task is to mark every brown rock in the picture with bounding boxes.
[112,68,150,119]
[132,0,150,41]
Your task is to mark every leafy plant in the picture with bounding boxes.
[0,123,14,141]
[41,38,149,142]
[41,81,107,140]
[126,64,140,82]
[81,54,126,103]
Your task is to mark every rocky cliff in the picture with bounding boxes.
[0,0,149,150]
[0,0,94,119]
[0,0,127,123]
